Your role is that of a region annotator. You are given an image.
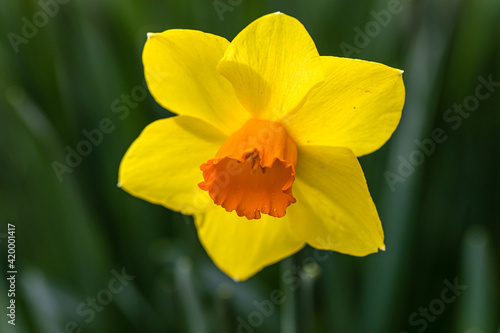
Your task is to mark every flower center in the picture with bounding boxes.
[198,118,297,219]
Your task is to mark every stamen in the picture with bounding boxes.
[247,151,261,174]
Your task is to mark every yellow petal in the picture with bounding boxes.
[283,56,405,157]
[195,209,305,281]
[118,116,227,215]
[217,12,324,121]
[288,145,385,255]
[143,30,250,135]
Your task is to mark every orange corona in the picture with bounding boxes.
[199,119,297,219]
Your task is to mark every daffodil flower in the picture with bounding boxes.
[118,12,405,281]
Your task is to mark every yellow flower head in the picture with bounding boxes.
[119,12,405,281]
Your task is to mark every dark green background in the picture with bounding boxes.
[1,0,499,332]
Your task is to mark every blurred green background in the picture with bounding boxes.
[1,0,499,332]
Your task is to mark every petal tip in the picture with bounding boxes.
[398,70,404,76]
[146,32,154,40]
[117,181,122,188]
[379,245,386,251]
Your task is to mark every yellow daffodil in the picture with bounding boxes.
[118,12,405,281]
